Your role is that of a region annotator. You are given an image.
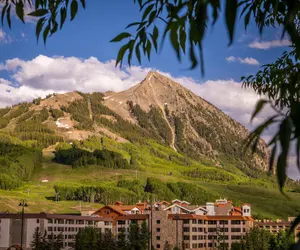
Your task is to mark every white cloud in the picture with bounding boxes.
[248,39,291,50]
[0,29,12,44]
[0,54,298,179]
[238,57,260,66]
[225,56,259,66]
[225,56,236,62]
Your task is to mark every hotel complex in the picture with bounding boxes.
[0,198,293,250]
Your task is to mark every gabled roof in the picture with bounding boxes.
[191,206,208,212]
[172,199,182,203]
[164,203,204,213]
[119,205,140,211]
[242,203,251,207]
[93,205,126,215]
[181,201,191,205]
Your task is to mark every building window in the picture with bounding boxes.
[208,235,217,240]
[231,228,241,232]
[48,219,53,223]
[118,221,126,225]
[156,244,160,249]
[198,227,203,232]
[183,227,190,232]
[198,220,203,224]
[183,235,190,240]
[192,227,197,232]
[232,235,242,240]
[156,220,160,224]
[219,220,228,225]
[231,220,241,225]
[192,219,197,224]
[192,235,197,240]
[220,228,229,232]
[47,227,53,231]
[208,221,217,225]
[156,228,160,233]
[183,219,189,224]
[36,219,39,223]
[105,221,110,226]
[156,236,160,240]
[198,243,203,248]
[208,228,217,232]
[192,243,197,248]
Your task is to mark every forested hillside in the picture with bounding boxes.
[0,72,298,218]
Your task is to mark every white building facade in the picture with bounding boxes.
[0,213,112,250]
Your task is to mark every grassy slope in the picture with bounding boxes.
[0,137,299,219]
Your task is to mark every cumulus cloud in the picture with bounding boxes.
[225,56,260,66]
[0,54,298,179]
[248,39,291,50]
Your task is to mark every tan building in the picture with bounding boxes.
[0,212,112,250]
[94,198,254,250]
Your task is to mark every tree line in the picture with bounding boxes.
[54,146,133,169]
[54,177,218,205]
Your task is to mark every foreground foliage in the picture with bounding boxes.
[231,227,295,250]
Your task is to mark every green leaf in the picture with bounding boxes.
[146,40,152,60]
[189,42,198,69]
[125,22,141,29]
[110,32,132,42]
[28,9,48,17]
[289,216,300,236]
[70,0,78,21]
[80,0,86,9]
[43,24,50,44]
[269,144,277,173]
[170,24,180,61]
[16,1,25,23]
[135,45,141,64]
[50,21,58,35]
[151,26,158,52]
[251,99,268,122]
[244,10,251,30]
[60,7,67,29]
[225,0,238,45]
[6,5,11,29]
[277,118,292,191]
[36,17,45,41]
[180,28,186,53]
[116,43,130,67]
[142,4,154,21]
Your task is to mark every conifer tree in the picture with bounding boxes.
[102,229,116,250]
[30,227,44,250]
[116,227,127,250]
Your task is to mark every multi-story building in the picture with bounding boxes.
[93,198,254,250]
[0,212,112,250]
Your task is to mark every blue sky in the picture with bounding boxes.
[0,0,290,81]
[0,0,297,179]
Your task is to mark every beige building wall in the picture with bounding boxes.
[0,218,10,249]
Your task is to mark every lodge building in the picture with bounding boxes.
[0,199,255,250]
